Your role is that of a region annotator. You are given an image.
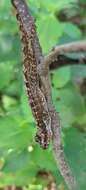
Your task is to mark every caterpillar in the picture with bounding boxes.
[11,0,52,149]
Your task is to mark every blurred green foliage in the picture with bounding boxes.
[0,0,86,189]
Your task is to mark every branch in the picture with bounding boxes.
[44,40,86,68]
[51,110,76,190]
[49,54,86,70]
[38,42,86,190]
[39,68,76,190]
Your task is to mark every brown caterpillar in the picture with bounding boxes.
[11,0,52,149]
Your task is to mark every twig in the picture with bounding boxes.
[49,54,86,70]
[39,41,86,190]
[44,40,86,68]
[50,109,76,190]
[38,66,76,190]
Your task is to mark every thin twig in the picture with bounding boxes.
[49,54,86,71]
[38,66,76,190]
[44,40,86,68]
[50,108,76,190]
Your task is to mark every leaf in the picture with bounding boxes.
[29,0,77,13]
[71,65,86,80]
[0,116,35,153]
[52,82,86,128]
[0,158,5,170]
[37,14,63,53]
[62,23,82,39]
[0,62,13,90]
[2,150,30,173]
[52,67,71,88]
[20,88,34,123]
[2,95,18,111]
[64,128,86,189]
[0,34,21,62]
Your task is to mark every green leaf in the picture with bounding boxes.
[62,23,82,39]
[0,62,13,90]
[52,82,85,128]
[37,14,63,53]
[52,66,71,88]
[0,34,21,62]
[0,116,35,152]
[2,150,30,173]
[71,65,86,80]
[64,128,86,189]
[21,88,34,123]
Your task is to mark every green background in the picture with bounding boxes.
[0,0,86,189]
